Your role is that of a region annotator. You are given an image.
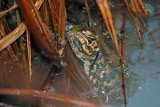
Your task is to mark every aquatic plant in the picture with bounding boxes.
[0,0,159,106]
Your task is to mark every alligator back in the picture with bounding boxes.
[66,24,124,104]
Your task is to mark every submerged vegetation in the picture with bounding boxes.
[0,0,160,107]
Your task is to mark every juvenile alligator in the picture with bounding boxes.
[66,23,125,104]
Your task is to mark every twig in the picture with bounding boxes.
[58,0,66,41]
[48,0,59,34]
[65,44,92,91]
[123,0,144,41]
[26,29,32,84]
[28,0,59,52]
[16,0,60,64]
[120,8,127,107]
[0,2,18,18]
[96,0,123,62]
[0,88,98,107]
[0,23,26,51]
[137,0,149,15]
[83,0,92,23]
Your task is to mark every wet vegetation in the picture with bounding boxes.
[0,0,160,107]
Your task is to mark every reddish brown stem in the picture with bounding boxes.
[48,0,59,34]
[16,0,60,64]
[0,88,98,107]
[84,0,92,23]
[120,8,127,107]
[28,0,58,52]
[123,0,143,41]
[137,0,149,15]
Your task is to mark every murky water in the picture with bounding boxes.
[1,1,160,107]
[123,3,160,107]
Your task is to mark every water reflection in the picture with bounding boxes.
[1,0,160,107]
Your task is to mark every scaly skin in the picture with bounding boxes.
[66,24,124,104]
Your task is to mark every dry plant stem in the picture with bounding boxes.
[123,0,143,41]
[147,11,160,19]
[20,33,29,76]
[34,0,45,9]
[0,22,27,81]
[0,20,24,73]
[40,0,50,26]
[26,29,32,83]
[17,5,30,77]
[130,0,148,16]
[96,1,111,34]
[61,2,66,42]
[0,88,98,107]
[134,0,140,13]
[0,21,15,58]
[1,16,20,53]
[0,25,24,86]
[84,0,120,66]
[57,0,66,58]
[0,21,5,36]
[84,0,92,23]
[0,2,18,18]
[64,67,88,91]
[65,44,92,91]
[58,0,66,41]
[100,39,120,66]
[16,0,60,63]
[120,9,127,107]
[0,23,25,52]
[137,0,149,15]
[130,0,137,14]
[28,0,59,52]
[103,0,121,57]
[48,0,59,34]
[82,0,119,66]
[96,0,123,62]
[16,10,21,25]
[136,0,141,14]
[54,0,60,13]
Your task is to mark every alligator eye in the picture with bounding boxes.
[73,39,82,48]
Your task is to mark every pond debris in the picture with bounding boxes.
[0,0,160,106]
[0,1,18,18]
[0,88,98,107]
[123,0,149,42]
[26,29,32,83]
[96,0,123,62]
